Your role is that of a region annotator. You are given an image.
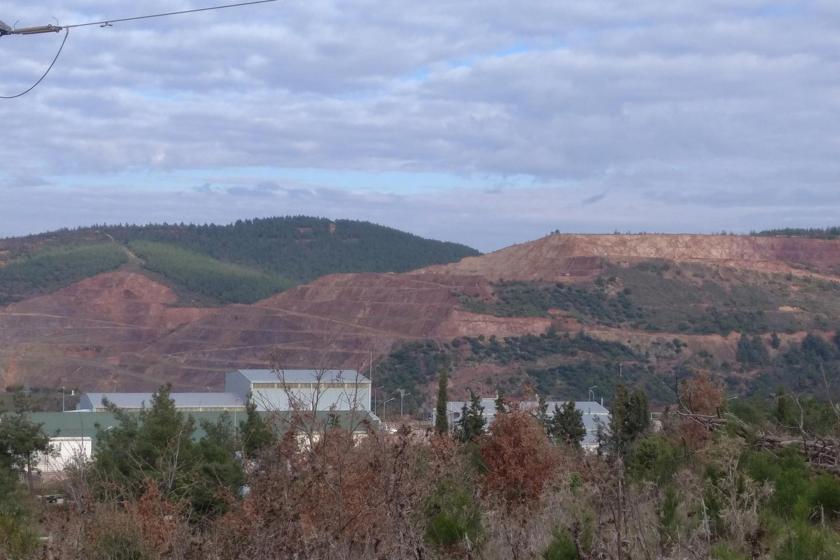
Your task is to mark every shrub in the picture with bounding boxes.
[424,480,482,550]
[542,528,579,560]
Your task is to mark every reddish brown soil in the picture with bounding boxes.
[3,234,840,392]
[423,234,840,281]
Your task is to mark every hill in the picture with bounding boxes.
[4,232,840,414]
[0,217,479,305]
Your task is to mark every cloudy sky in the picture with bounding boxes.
[1,1,839,251]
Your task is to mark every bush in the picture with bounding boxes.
[424,480,482,550]
[628,435,681,483]
[542,529,579,560]
[775,522,840,560]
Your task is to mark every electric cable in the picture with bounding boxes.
[0,0,279,98]
[63,0,280,29]
[0,26,68,99]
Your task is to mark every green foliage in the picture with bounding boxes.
[549,401,586,448]
[753,334,840,397]
[542,528,580,560]
[240,396,275,458]
[373,341,451,415]
[774,522,840,560]
[628,434,682,484]
[435,368,449,435]
[462,280,640,325]
[0,408,50,488]
[0,470,38,560]
[0,243,128,305]
[0,217,478,304]
[424,480,482,550]
[754,227,840,240]
[607,385,650,455]
[104,217,478,282]
[462,260,840,337]
[658,485,681,551]
[456,391,486,443]
[90,527,152,560]
[92,385,244,520]
[129,241,292,303]
[736,333,770,368]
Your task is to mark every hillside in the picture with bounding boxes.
[4,232,840,413]
[0,217,479,305]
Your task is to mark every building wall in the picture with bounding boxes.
[250,385,371,412]
[224,371,253,397]
[37,437,92,474]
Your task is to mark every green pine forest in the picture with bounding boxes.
[0,217,479,305]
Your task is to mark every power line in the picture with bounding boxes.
[0,0,280,98]
[0,27,68,99]
[64,0,280,29]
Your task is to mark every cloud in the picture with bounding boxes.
[0,1,839,247]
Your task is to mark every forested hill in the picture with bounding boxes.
[0,217,479,305]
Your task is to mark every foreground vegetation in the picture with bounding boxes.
[4,373,840,559]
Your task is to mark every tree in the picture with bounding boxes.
[0,409,50,491]
[771,331,781,349]
[435,368,450,435]
[549,401,586,448]
[92,385,244,520]
[535,394,550,433]
[456,391,486,442]
[240,395,274,458]
[480,411,557,506]
[607,385,649,455]
[736,333,769,368]
[494,390,508,415]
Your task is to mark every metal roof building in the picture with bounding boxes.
[76,369,372,414]
[78,392,248,412]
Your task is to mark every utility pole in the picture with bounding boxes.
[0,20,63,36]
[396,389,409,417]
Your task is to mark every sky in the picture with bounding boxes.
[1,1,839,252]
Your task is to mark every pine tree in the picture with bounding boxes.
[456,390,486,442]
[241,395,275,458]
[549,400,587,448]
[607,384,650,456]
[434,368,450,435]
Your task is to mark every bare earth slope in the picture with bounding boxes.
[423,234,840,281]
[3,233,840,393]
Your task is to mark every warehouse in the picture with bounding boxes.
[77,368,372,413]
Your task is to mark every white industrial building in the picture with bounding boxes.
[441,398,610,451]
[77,369,372,413]
[35,436,92,475]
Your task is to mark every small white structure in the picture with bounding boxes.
[440,398,610,451]
[36,436,92,474]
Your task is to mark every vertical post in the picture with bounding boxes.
[61,386,65,412]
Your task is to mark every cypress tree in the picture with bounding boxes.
[435,368,450,435]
